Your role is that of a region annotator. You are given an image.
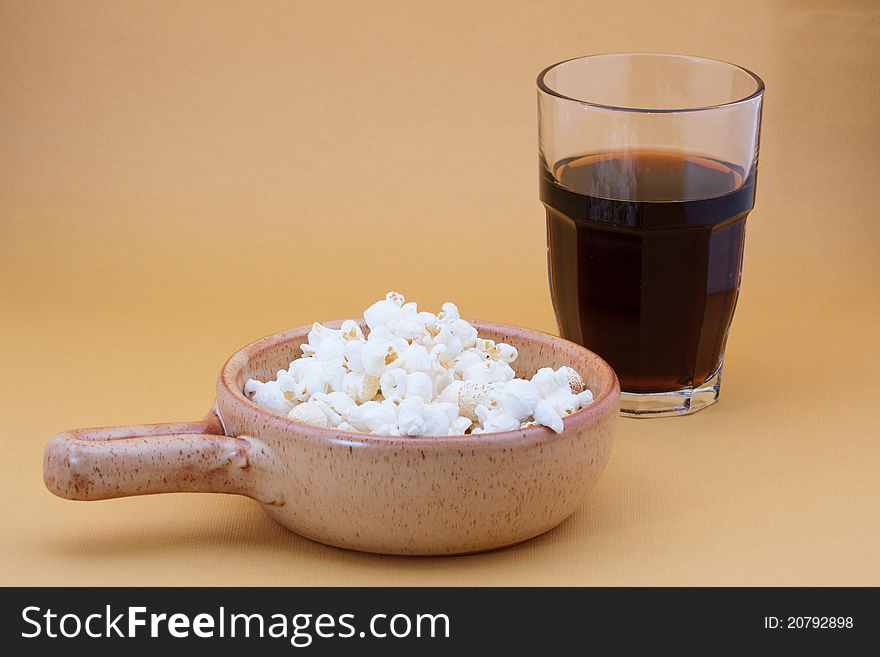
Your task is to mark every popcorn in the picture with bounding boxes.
[530,368,559,397]
[304,323,344,360]
[276,370,297,399]
[349,400,397,433]
[421,403,451,436]
[374,423,401,436]
[325,391,358,416]
[340,319,364,342]
[288,401,329,427]
[433,401,460,423]
[434,324,464,360]
[453,348,487,375]
[472,338,518,363]
[321,359,347,393]
[393,306,425,341]
[457,381,495,422]
[405,371,433,403]
[342,340,364,371]
[431,366,455,398]
[577,390,594,406]
[289,357,323,382]
[399,343,430,373]
[363,292,405,331]
[396,398,455,436]
[429,343,454,370]
[474,338,495,353]
[493,379,540,422]
[418,312,441,339]
[245,293,595,435]
[361,338,392,377]
[307,393,343,425]
[450,319,478,347]
[557,366,585,394]
[438,380,464,404]
[397,397,427,436]
[341,371,380,403]
[379,368,408,402]
[438,302,460,321]
[462,359,516,384]
[361,336,408,376]
[368,325,394,341]
[245,379,293,416]
[449,416,473,435]
[546,388,579,416]
[496,343,518,364]
[482,411,521,433]
[533,400,563,434]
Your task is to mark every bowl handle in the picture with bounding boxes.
[43,410,285,506]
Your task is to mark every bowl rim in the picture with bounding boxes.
[217,319,620,448]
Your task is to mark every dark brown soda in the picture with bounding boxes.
[540,150,755,393]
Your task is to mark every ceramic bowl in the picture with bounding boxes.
[44,320,619,555]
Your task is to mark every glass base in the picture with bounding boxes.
[620,365,723,418]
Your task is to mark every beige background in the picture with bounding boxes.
[1,0,878,585]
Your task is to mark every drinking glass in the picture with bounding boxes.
[538,53,764,417]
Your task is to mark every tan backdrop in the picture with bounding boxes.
[1,0,878,585]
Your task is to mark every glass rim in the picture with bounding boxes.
[537,52,765,114]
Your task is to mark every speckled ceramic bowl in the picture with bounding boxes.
[44,321,619,555]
